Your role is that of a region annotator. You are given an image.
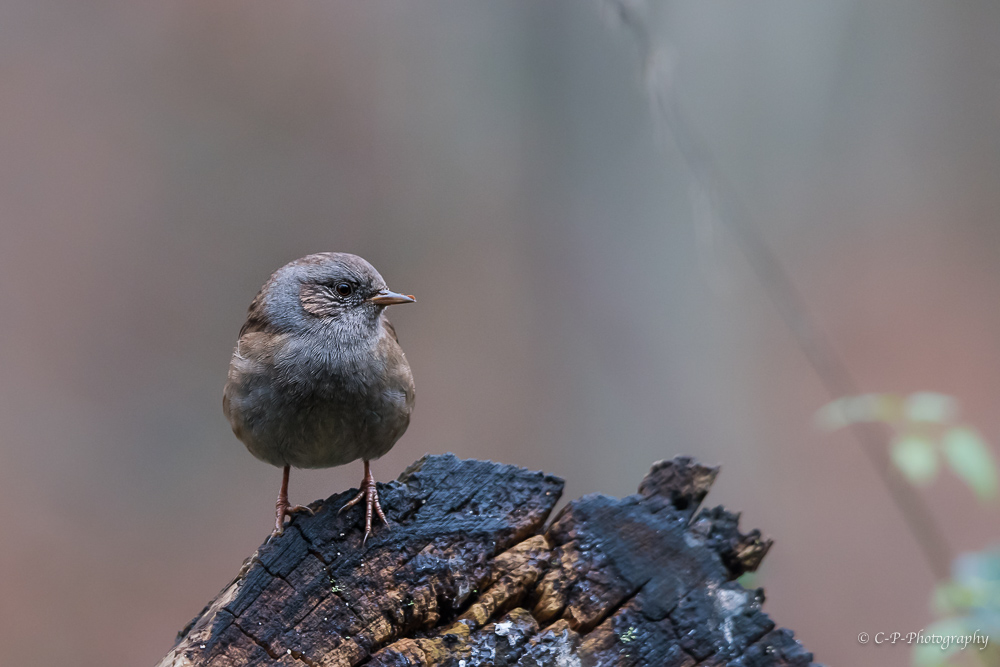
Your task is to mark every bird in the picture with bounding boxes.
[223,252,415,543]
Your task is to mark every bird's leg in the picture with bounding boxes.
[339,460,389,545]
[272,465,314,539]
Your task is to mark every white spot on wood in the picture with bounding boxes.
[715,588,748,646]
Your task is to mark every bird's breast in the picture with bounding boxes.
[225,328,413,469]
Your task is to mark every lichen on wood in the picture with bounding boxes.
[160,455,819,667]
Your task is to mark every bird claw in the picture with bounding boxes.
[271,501,315,540]
[339,467,389,545]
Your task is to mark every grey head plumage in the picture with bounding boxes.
[239,252,413,343]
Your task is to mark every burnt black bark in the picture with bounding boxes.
[159,454,819,667]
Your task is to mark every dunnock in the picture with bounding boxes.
[223,253,415,542]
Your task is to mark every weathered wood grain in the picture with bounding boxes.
[160,455,819,667]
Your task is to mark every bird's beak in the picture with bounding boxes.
[369,290,416,306]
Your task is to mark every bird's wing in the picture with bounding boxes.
[239,287,270,338]
[383,316,401,344]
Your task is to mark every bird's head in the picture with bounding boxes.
[252,252,414,337]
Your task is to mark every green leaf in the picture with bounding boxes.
[816,394,900,431]
[872,394,904,422]
[931,583,958,615]
[904,393,958,424]
[930,582,980,615]
[737,572,758,589]
[891,435,939,485]
[942,428,999,500]
[815,398,851,431]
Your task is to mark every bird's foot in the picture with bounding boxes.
[339,464,388,545]
[270,499,314,541]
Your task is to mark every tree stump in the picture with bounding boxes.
[160,455,820,667]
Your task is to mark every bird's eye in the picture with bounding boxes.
[335,282,353,297]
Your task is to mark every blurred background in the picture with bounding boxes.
[2,2,1000,665]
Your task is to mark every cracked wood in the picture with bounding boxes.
[160,455,820,667]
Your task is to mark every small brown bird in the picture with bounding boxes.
[223,253,415,542]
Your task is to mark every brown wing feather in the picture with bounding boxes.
[239,287,271,337]
[383,316,401,344]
